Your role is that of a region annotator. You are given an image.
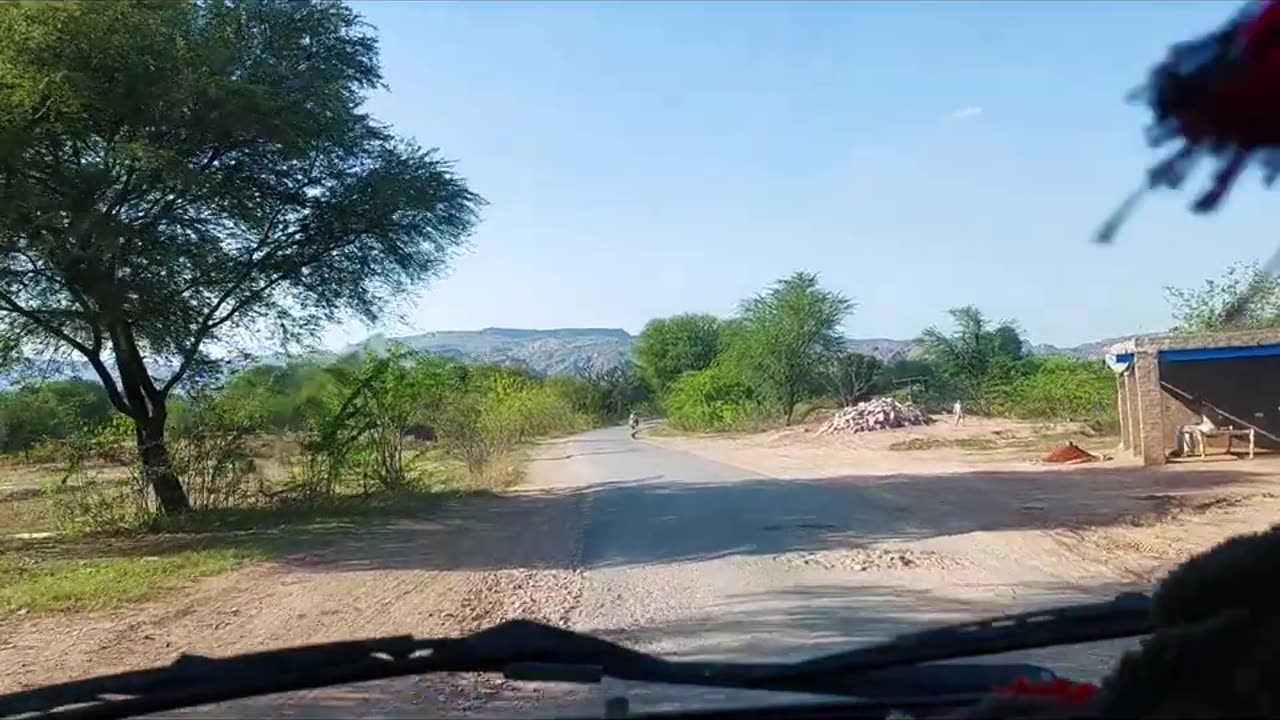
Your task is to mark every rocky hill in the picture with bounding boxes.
[842,336,1123,364]
[0,328,1125,389]
[351,328,1119,375]
[350,328,633,376]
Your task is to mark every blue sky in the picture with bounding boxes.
[323,0,1275,349]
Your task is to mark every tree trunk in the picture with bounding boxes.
[135,414,190,514]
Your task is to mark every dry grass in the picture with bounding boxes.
[0,442,531,617]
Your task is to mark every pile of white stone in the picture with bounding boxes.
[818,397,930,435]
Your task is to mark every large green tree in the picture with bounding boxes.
[919,306,1023,409]
[826,350,881,407]
[632,313,722,394]
[1163,262,1280,333]
[736,272,854,425]
[0,2,482,513]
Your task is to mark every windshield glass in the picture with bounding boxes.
[2,1,1278,718]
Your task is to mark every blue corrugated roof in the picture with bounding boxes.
[1159,343,1280,362]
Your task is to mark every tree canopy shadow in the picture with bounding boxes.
[16,449,1268,583]
[266,461,1266,574]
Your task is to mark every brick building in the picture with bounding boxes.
[1108,329,1280,466]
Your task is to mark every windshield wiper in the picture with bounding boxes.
[771,591,1153,681]
[0,592,1153,720]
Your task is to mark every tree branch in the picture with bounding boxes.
[83,350,132,416]
[0,291,94,359]
[158,263,308,395]
[107,322,155,420]
[118,321,164,406]
[160,228,367,395]
[0,292,132,415]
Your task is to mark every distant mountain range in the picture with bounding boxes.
[0,328,1126,389]
[841,337,1122,364]
[347,328,1124,376]
[346,328,634,376]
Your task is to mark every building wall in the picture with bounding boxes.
[1124,371,1140,453]
[1159,356,1280,451]
[1162,390,1198,451]
[1134,352,1166,465]
[1113,330,1280,465]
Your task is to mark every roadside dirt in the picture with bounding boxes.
[651,416,1115,475]
[648,416,1280,588]
[0,484,588,716]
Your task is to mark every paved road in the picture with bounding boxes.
[507,426,1142,717]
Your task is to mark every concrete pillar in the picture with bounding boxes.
[1121,371,1131,445]
[1125,371,1141,455]
[1134,352,1166,466]
[1116,373,1129,450]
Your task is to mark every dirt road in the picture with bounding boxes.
[4,424,1278,718]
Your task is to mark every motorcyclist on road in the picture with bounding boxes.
[628,411,639,436]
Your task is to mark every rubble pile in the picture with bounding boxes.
[1042,441,1098,464]
[818,397,931,435]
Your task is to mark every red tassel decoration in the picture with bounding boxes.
[1098,1,1280,243]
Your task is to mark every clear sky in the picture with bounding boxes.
[321,0,1276,350]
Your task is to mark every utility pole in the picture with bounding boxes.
[893,376,926,403]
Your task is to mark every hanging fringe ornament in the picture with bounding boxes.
[1096,0,1280,244]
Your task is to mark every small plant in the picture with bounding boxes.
[46,466,156,536]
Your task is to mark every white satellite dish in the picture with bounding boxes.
[1105,341,1133,374]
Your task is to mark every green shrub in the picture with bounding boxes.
[0,379,114,457]
[662,364,771,431]
[435,365,593,476]
[986,357,1117,430]
[202,361,342,435]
